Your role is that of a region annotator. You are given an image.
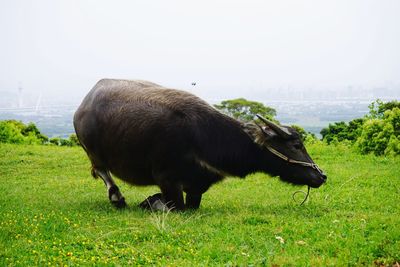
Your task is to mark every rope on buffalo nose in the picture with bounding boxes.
[292,186,310,205]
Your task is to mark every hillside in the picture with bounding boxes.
[0,143,399,266]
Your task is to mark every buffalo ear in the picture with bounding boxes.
[259,124,278,139]
[242,123,275,145]
[256,114,292,139]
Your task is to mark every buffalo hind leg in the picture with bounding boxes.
[92,168,126,208]
[139,193,166,211]
[140,190,193,211]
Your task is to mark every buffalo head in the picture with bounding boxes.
[245,115,327,188]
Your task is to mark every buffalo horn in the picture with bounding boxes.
[256,114,292,138]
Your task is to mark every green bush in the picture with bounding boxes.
[320,118,364,144]
[320,100,400,156]
[68,134,80,146]
[0,120,79,147]
[385,135,400,156]
[48,134,80,147]
[368,99,400,119]
[385,106,400,136]
[356,108,400,156]
[304,134,322,145]
[49,137,61,146]
[290,125,316,142]
[0,121,26,144]
[356,119,391,155]
[0,120,47,145]
[21,123,49,143]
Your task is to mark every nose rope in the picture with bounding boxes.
[265,145,324,206]
[292,186,310,206]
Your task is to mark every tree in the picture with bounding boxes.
[320,118,364,144]
[347,118,365,141]
[214,98,276,122]
[21,122,48,143]
[368,99,400,119]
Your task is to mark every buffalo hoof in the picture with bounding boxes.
[108,185,126,208]
[139,193,169,211]
[112,197,127,209]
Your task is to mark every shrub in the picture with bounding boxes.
[320,118,364,144]
[356,108,400,156]
[290,125,316,142]
[385,135,400,156]
[49,137,62,146]
[304,134,320,145]
[0,121,26,144]
[0,120,48,145]
[320,100,400,156]
[48,134,80,147]
[22,123,49,143]
[68,134,80,146]
[384,107,400,136]
[60,138,72,146]
[0,120,80,147]
[356,119,392,155]
[368,99,400,119]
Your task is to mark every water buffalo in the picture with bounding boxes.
[73,79,326,211]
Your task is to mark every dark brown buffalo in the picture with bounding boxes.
[73,79,326,210]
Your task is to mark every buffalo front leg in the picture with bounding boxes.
[138,185,184,211]
[139,181,184,211]
[184,183,208,209]
[160,183,185,211]
[185,193,202,210]
[92,168,127,208]
[141,168,185,211]
[183,179,212,210]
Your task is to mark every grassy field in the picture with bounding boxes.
[0,143,399,266]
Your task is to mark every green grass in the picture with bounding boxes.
[0,143,399,266]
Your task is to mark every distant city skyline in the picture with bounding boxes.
[0,90,379,139]
[1,82,399,111]
[1,0,400,103]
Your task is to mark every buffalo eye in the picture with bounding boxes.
[294,143,302,150]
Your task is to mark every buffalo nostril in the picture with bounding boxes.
[321,174,327,181]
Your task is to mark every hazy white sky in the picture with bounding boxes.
[1,0,399,100]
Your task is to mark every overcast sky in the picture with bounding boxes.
[1,0,399,101]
